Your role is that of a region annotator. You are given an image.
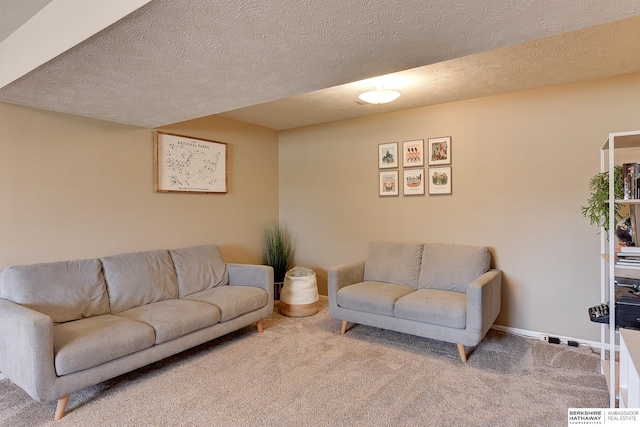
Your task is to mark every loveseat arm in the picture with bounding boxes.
[0,298,57,402]
[466,269,503,342]
[227,263,274,294]
[328,261,365,296]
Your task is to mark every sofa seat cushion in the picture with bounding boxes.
[336,281,415,316]
[116,299,221,344]
[54,314,155,376]
[184,285,268,322]
[394,289,467,329]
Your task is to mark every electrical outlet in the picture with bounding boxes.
[539,334,549,342]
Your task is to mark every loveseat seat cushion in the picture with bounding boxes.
[101,250,179,314]
[54,314,155,376]
[116,299,221,344]
[418,243,490,293]
[170,244,229,297]
[336,281,414,316]
[1,258,109,323]
[394,289,467,329]
[364,242,423,289]
[184,285,268,322]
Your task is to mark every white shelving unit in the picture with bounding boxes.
[600,130,640,408]
[619,328,640,408]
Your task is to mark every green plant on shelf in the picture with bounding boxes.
[581,164,623,234]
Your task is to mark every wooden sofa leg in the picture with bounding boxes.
[55,395,69,421]
[257,320,264,333]
[457,344,468,363]
[340,320,348,334]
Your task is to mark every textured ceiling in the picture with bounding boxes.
[1,0,640,130]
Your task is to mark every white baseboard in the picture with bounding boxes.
[0,372,5,380]
[491,324,606,351]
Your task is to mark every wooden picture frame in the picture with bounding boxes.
[378,142,398,169]
[428,136,452,165]
[403,168,425,196]
[428,166,452,195]
[154,131,227,193]
[402,139,424,167]
[379,170,399,196]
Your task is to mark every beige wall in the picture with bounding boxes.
[279,72,640,342]
[0,104,279,267]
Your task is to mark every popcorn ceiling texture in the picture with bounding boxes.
[1,0,640,129]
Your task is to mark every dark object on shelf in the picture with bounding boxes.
[589,303,610,324]
[617,217,634,246]
[589,287,640,329]
[616,287,640,329]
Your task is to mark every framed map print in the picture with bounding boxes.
[155,131,227,193]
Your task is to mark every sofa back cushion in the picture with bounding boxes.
[364,241,424,289]
[170,244,229,297]
[418,243,491,293]
[101,249,179,314]
[0,258,109,323]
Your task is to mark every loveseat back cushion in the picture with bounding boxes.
[418,243,490,293]
[0,259,109,323]
[101,250,179,314]
[170,244,229,297]
[364,241,424,289]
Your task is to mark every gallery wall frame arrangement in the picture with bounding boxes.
[377,136,452,197]
[155,131,227,193]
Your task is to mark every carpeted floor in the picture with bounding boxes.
[0,299,608,426]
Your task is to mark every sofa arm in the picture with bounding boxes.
[466,269,503,339]
[328,261,365,296]
[227,263,273,293]
[0,298,56,402]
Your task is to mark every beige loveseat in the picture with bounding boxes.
[0,244,273,420]
[328,241,502,362]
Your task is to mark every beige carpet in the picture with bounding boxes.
[0,299,608,426]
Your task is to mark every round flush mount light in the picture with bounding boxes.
[358,87,401,104]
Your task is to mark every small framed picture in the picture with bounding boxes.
[379,170,399,196]
[402,139,424,167]
[378,142,398,169]
[403,168,425,196]
[428,167,452,195]
[428,136,451,165]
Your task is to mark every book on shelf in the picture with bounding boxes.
[622,162,640,200]
[620,246,640,253]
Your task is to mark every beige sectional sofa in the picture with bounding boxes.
[0,244,273,420]
[328,241,502,362]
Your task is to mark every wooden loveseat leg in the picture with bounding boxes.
[257,320,264,333]
[340,320,348,334]
[457,344,468,363]
[55,395,70,421]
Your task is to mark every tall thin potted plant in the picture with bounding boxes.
[261,222,295,300]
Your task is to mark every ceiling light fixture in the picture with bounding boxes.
[358,86,401,104]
